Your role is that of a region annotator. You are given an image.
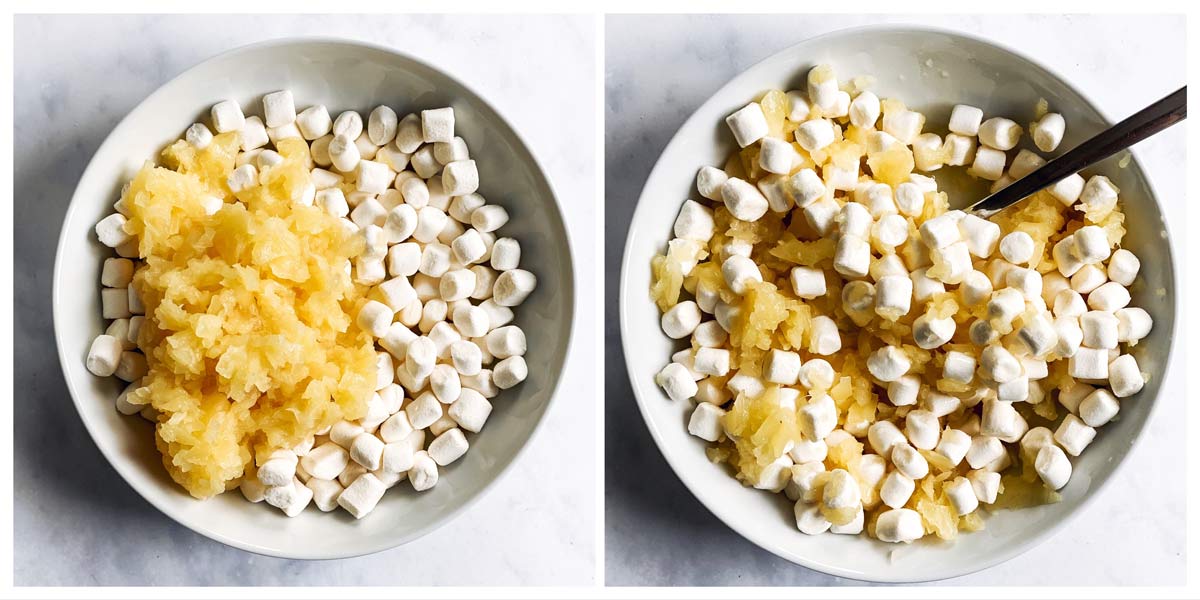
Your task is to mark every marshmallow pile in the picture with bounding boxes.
[653,64,1153,543]
[89,91,535,518]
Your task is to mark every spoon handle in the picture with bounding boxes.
[967,86,1186,218]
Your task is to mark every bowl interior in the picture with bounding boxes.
[54,39,574,559]
[620,26,1174,582]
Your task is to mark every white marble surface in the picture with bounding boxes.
[604,14,1186,587]
[14,14,596,586]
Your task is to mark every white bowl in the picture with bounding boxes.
[53,38,575,559]
[619,25,1176,583]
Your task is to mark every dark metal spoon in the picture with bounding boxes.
[967,86,1186,218]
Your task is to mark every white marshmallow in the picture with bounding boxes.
[1088,282,1130,312]
[1080,175,1119,211]
[1054,414,1097,456]
[686,402,727,443]
[1048,173,1085,207]
[970,146,1007,180]
[945,477,979,516]
[803,197,840,235]
[809,316,841,355]
[1109,354,1145,398]
[1079,387,1120,427]
[421,107,455,143]
[695,166,730,202]
[912,133,945,172]
[210,99,246,133]
[959,214,1001,258]
[349,433,385,471]
[1081,310,1119,349]
[1053,237,1086,277]
[785,90,811,122]
[783,267,824,301]
[912,313,955,350]
[1032,112,1066,152]
[867,346,911,382]
[758,137,798,175]
[904,409,941,450]
[725,102,769,148]
[1016,311,1058,358]
[1054,289,1088,319]
[720,178,770,222]
[910,268,945,302]
[849,91,881,128]
[980,344,1022,384]
[919,212,963,249]
[1107,249,1141,286]
[948,104,984,136]
[882,109,923,145]
[878,470,912,508]
[968,470,1001,504]
[959,271,993,307]
[301,442,350,480]
[266,477,313,517]
[936,428,971,466]
[942,351,976,384]
[875,509,924,543]
[328,134,361,172]
[795,119,835,152]
[428,428,469,466]
[999,231,1035,265]
[794,503,832,536]
[799,394,837,440]
[873,274,912,321]
[407,451,440,492]
[336,472,386,519]
[978,117,1023,151]
[787,169,826,209]
[656,363,697,401]
[887,375,920,407]
[86,334,124,377]
[1116,307,1153,343]
[965,435,1005,470]
[833,235,871,279]
[1009,149,1046,179]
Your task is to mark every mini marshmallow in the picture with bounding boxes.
[1045,174,1085,208]
[721,178,770,222]
[336,472,386,519]
[185,122,213,149]
[428,428,469,466]
[868,420,907,456]
[924,392,962,418]
[301,442,350,480]
[824,165,858,191]
[795,119,835,152]
[1107,249,1141,286]
[306,478,344,512]
[380,411,416,444]
[905,409,941,450]
[328,134,361,172]
[759,349,801,386]
[999,231,1035,265]
[1053,237,1086,277]
[919,212,963,249]
[656,363,697,401]
[1054,414,1097,456]
[822,468,862,514]
[1074,225,1111,264]
[407,451,440,492]
[806,64,839,110]
[887,375,920,407]
[1115,307,1153,344]
[1080,175,1119,211]
[723,102,769,148]
[1088,282,1130,312]
[965,435,1005,470]
[1109,354,1145,398]
[942,351,977,384]
[787,169,826,209]
[833,235,871,279]
[980,344,1022,384]
[101,287,130,319]
[959,214,1001,258]
[867,346,911,382]
[114,351,147,382]
[912,314,955,350]
[356,300,393,338]
[941,477,978,516]
[878,470,912,508]
[687,402,727,443]
[794,503,832,536]
[948,104,984,136]
[970,146,1006,180]
[1032,112,1066,152]
[316,188,350,218]
[882,109,924,145]
[695,166,730,202]
[803,197,840,235]
[978,117,1023,151]
[759,137,798,175]
[349,432,385,471]
[1079,387,1120,427]
[942,133,977,167]
[753,455,794,493]
[959,271,993,307]
[891,442,929,480]
[210,99,246,133]
[799,394,837,441]
[986,288,1026,327]
[968,470,1001,504]
[696,348,729,374]
[757,175,793,213]
[849,91,881,128]
[783,267,826,301]
[419,107,456,144]
[1016,312,1058,358]
[266,477,313,517]
[470,204,509,234]
[1009,149,1046,179]
[485,325,526,360]
[912,133,945,172]
[405,391,444,431]
[837,202,873,238]
[430,364,462,404]
[873,275,913,321]
[809,316,841,355]
[936,428,972,466]
[875,508,924,543]
[1054,289,1088,319]
[660,300,702,339]
[1081,310,1119,349]
[721,254,763,295]
[442,160,479,196]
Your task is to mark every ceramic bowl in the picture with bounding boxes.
[54,37,574,559]
[619,25,1175,582]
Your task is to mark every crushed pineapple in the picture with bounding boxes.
[123,131,375,498]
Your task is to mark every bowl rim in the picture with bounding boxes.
[52,35,577,560]
[618,22,1178,583]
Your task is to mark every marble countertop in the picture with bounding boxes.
[604,14,1185,587]
[14,14,596,586]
